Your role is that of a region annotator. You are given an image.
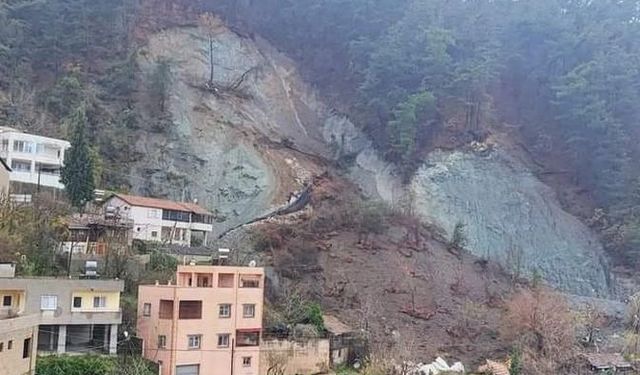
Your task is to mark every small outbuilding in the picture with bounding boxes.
[583,353,633,373]
[323,314,355,366]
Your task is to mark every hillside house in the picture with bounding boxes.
[103,194,214,247]
[584,353,633,373]
[0,263,38,375]
[137,265,264,375]
[323,314,356,366]
[61,212,134,256]
[0,127,70,191]
[0,267,124,356]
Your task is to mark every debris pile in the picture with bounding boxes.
[404,357,465,375]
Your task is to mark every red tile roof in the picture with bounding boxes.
[113,194,212,215]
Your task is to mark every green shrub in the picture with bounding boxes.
[36,355,115,375]
[305,302,325,332]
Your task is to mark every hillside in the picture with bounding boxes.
[1,0,639,371]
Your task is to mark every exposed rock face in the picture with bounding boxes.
[133,25,328,237]
[131,23,611,296]
[410,149,611,297]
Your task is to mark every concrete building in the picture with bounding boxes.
[0,268,124,355]
[0,263,38,375]
[0,127,70,190]
[0,157,10,196]
[259,338,330,375]
[137,265,264,375]
[104,194,214,247]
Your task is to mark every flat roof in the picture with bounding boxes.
[0,126,70,146]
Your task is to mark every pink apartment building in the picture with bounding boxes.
[137,265,264,375]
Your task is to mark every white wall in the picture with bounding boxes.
[0,129,70,189]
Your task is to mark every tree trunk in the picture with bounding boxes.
[209,38,214,84]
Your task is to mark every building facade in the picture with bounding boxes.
[104,194,214,247]
[0,264,38,375]
[137,265,264,375]
[0,271,124,355]
[0,157,10,196]
[60,212,134,255]
[0,127,70,190]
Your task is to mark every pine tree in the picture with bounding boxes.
[61,105,95,209]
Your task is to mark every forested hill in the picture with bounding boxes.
[1,0,640,267]
[200,0,640,265]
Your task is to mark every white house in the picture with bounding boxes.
[103,194,214,247]
[0,127,70,190]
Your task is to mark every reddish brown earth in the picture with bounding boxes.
[257,174,514,366]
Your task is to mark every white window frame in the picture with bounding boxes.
[93,296,106,308]
[219,304,231,318]
[187,335,201,349]
[40,295,57,310]
[217,334,230,348]
[242,357,251,367]
[242,304,255,318]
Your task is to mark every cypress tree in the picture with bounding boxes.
[61,105,95,209]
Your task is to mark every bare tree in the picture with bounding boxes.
[501,288,575,374]
[625,292,640,354]
[198,13,225,88]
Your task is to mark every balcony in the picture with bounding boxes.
[236,329,260,347]
[239,275,261,288]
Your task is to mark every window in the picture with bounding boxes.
[218,274,234,288]
[2,295,11,306]
[159,300,174,319]
[22,338,30,358]
[162,210,190,222]
[151,231,158,238]
[7,340,12,349]
[217,334,230,348]
[236,330,259,347]
[10,160,31,172]
[158,335,166,349]
[93,296,106,308]
[187,335,201,349]
[13,140,34,153]
[143,303,151,317]
[40,295,57,310]
[242,304,255,318]
[0,342,3,352]
[242,357,252,367]
[239,275,260,288]
[219,304,231,318]
[73,297,82,308]
[148,209,160,218]
[1,139,8,151]
[178,301,202,319]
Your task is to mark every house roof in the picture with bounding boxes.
[323,314,353,335]
[111,193,213,215]
[0,157,11,172]
[584,353,632,370]
[63,213,134,230]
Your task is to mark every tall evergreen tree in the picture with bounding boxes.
[61,104,95,209]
